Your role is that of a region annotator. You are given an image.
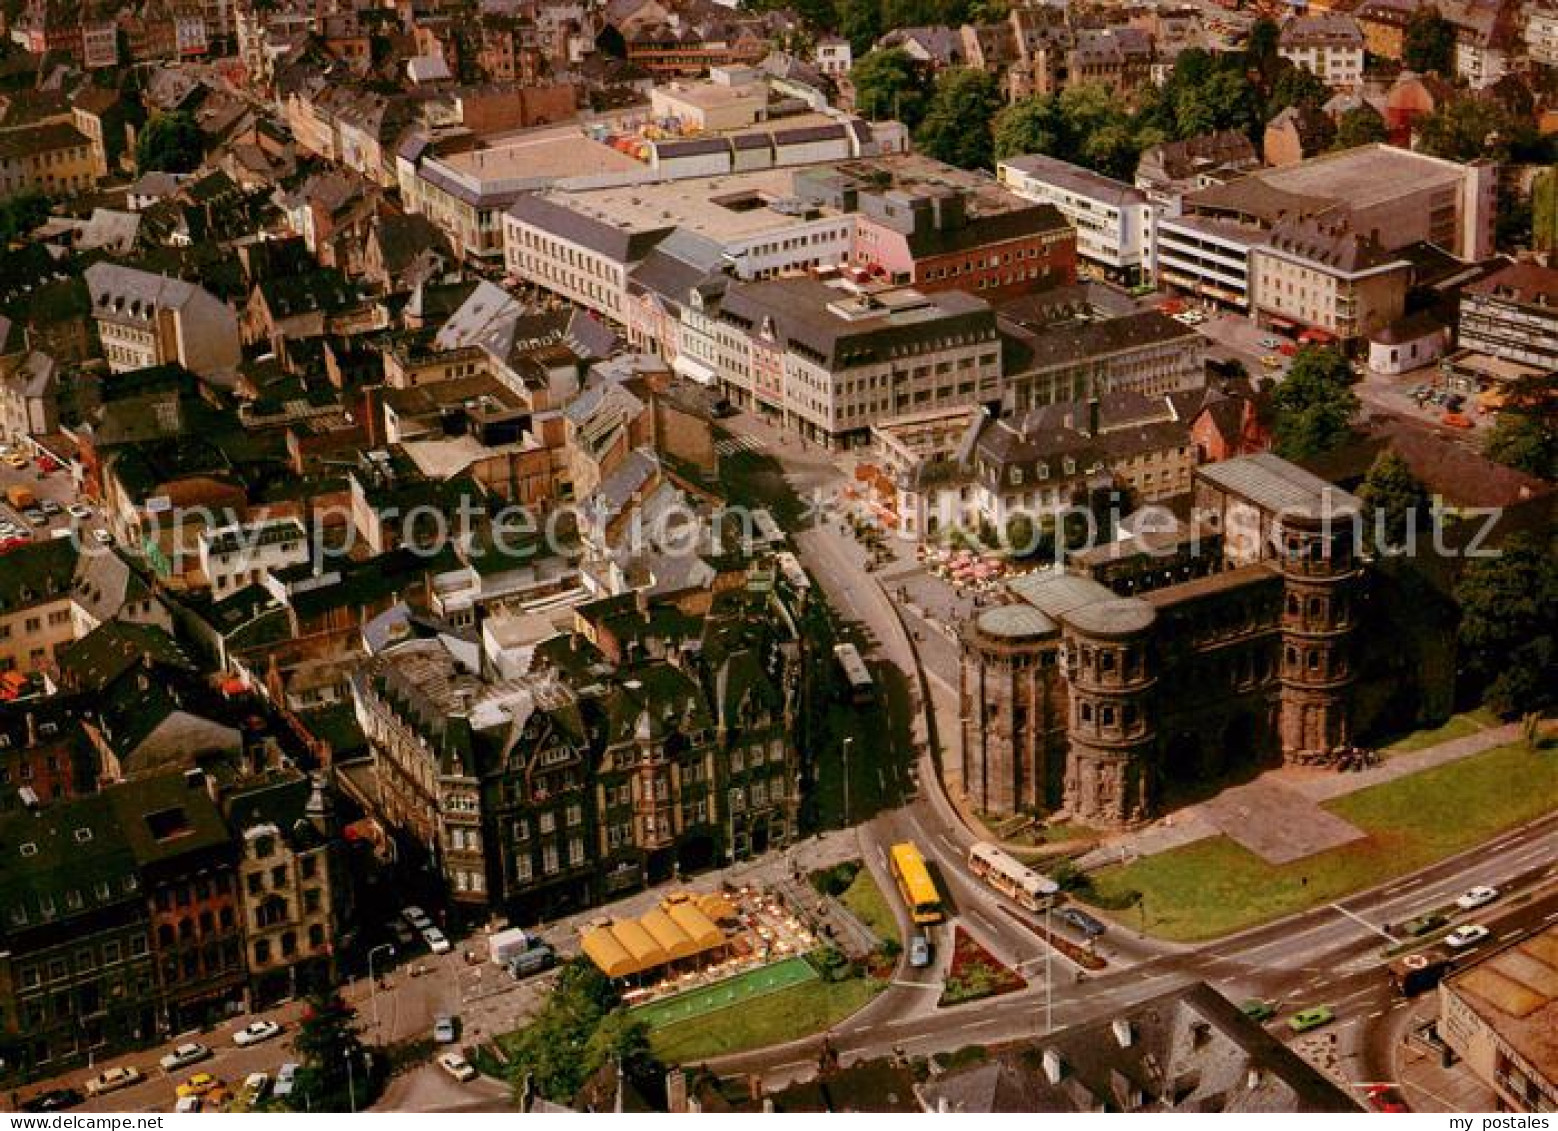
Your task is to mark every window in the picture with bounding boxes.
[568,837,584,867]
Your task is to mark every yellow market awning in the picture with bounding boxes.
[581,926,638,978]
[696,892,738,926]
[640,908,699,961]
[665,900,723,954]
[610,919,666,970]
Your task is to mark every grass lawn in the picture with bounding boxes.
[838,865,899,945]
[1383,708,1503,755]
[630,956,818,1029]
[1085,741,1558,942]
[649,976,885,1064]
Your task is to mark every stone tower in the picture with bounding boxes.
[960,604,1064,814]
[1061,597,1158,826]
[1277,510,1359,763]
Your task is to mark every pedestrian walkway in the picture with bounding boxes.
[714,434,767,456]
[1076,722,1527,871]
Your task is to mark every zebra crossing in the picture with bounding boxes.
[715,434,767,456]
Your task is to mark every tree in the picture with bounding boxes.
[914,67,1002,169]
[1267,61,1331,118]
[1333,105,1389,150]
[506,959,661,1105]
[291,992,367,1111]
[849,47,930,128]
[1403,6,1456,76]
[1455,532,1558,718]
[1358,449,1429,551]
[1534,164,1558,254]
[1244,17,1281,81]
[1417,98,1509,163]
[836,0,882,58]
[135,110,203,173]
[1484,411,1557,479]
[1270,347,1359,460]
[0,190,49,244]
[992,94,1065,161]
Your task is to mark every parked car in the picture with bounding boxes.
[1400,913,1446,938]
[1260,354,1282,369]
[234,1019,282,1047]
[1239,999,1277,1023]
[274,1063,300,1101]
[908,933,933,968]
[1259,336,1282,349]
[423,926,451,954]
[387,919,415,946]
[1445,394,1465,412]
[1445,924,1490,949]
[67,502,92,520]
[22,1087,83,1111]
[506,944,557,980]
[160,1042,211,1072]
[1058,906,1107,938]
[175,1096,203,1114]
[1365,1085,1408,1113]
[1456,886,1499,911]
[1442,412,1474,429]
[1287,1006,1334,1033]
[438,1052,477,1083]
[241,1072,270,1104]
[176,1072,223,1099]
[433,1014,457,1043]
[402,905,433,931]
[85,1066,144,1096]
[38,499,59,515]
[23,509,46,526]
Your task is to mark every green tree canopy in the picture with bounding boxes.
[291,992,367,1110]
[1416,98,1509,162]
[1358,449,1430,551]
[1534,164,1558,254]
[849,47,931,129]
[1484,411,1557,480]
[1270,347,1359,460]
[992,94,1066,160]
[135,110,203,173]
[1267,61,1331,118]
[913,67,1002,169]
[0,190,49,244]
[1455,531,1558,718]
[1244,17,1281,80]
[506,959,662,1105]
[1403,6,1456,75]
[1333,105,1389,150]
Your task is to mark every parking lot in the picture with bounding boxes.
[0,441,111,552]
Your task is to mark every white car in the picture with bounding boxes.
[85,1065,144,1096]
[66,503,93,519]
[438,1052,477,1083]
[174,1096,202,1114]
[233,1019,282,1047]
[92,528,112,545]
[273,1063,299,1101]
[1445,924,1490,949]
[402,905,433,931]
[423,926,451,954]
[242,1072,270,1102]
[160,1042,211,1072]
[1456,886,1499,911]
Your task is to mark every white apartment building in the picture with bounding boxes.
[1278,13,1365,87]
[1250,217,1411,342]
[998,154,1153,282]
[502,194,672,324]
[1151,213,1269,311]
[1528,5,1558,66]
[84,262,242,383]
[198,518,310,596]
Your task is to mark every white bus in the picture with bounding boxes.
[967,841,1060,912]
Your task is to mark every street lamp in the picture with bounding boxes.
[842,737,853,827]
[367,944,394,1032]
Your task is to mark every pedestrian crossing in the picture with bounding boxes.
[715,434,767,456]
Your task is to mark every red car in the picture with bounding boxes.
[1365,1085,1408,1112]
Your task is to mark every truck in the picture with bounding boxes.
[5,485,36,510]
[490,926,531,966]
[1389,947,1456,996]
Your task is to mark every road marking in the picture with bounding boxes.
[1383,877,1426,896]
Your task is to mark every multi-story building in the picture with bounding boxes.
[680,276,1001,447]
[197,518,310,597]
[224,772,355,1005]
[351,581,804,920]
[0,122,97,198]
[1134,131,1259,214]
[81,19,120,68]
[84,262,243,381]
[1250,216,1411,343]
[1278,13,1365,87]
[958,452,1450,825]
[1065,27,1154,96]
[999,307,1207,409]
[1150,213,1269,311]
[1455,262,1558,375]
[1439,923,1558,1113]
[1528,4,1558,66]
[999,154,1154,284]
[1180,144,1497,265]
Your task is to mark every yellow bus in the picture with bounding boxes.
[967,841,1060,912]
[889,842,944,925]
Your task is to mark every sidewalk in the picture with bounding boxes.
[1076,722,1526,871]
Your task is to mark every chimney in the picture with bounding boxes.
[1042,1048,1064,1085]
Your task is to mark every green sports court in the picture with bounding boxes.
[629,955,820,1029]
